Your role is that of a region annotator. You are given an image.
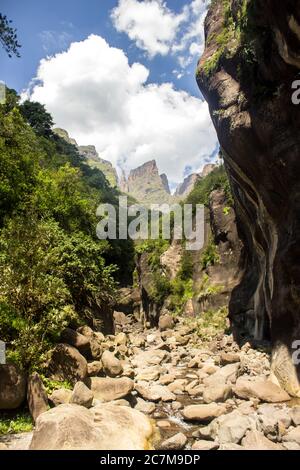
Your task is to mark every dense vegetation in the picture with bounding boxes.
[0,89,134,370]
[186,163,232,207]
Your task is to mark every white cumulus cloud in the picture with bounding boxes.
[111,0,210,70]
[111,0,189,58]
[24,34,217,185]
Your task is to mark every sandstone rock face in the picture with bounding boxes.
[30,403,154,450]
[88,377,134,402]
[27,373,48,422]
[48,344,88,385]
[0,364,26,410]
[197,0,300,396]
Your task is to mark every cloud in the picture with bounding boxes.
[24,34,217,185]
[111,0,188,58]
[111,0,210,69]
[173,0,210,68]
[39,30,73,53]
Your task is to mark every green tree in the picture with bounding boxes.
[0,105,40,224]
[20,101,54,137]
[0,14,21,57]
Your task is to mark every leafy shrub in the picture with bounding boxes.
[186,165,233,208]
[201,238,220,269]
[0,215,116,369]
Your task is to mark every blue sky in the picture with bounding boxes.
[0,0,217,186]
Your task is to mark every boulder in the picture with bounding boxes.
[158,314,174,332]
[203,384,232,404]
[27,372,48,422]
[60,328,90,355]
[88,377,134,402]
[220,352,240,366]
[135,398,156,415]
[30,403,154,450]
[160,433,187,450]
[87,361,103,377]
[242,430,285,450]
[49,388,72,406]
[208,410,255,444]
[204,363,240,388]
[0,443,8,450]
[290,406,300,426]
[132,349,169,368]
[101,351,123,378]
[48,344,88,385]
[77,327,102,360]
[70,382,94,408]
[234,378,290,403]
[113,311,130,327]
[182,404,227,422]
[192,441,219,451]
[136,366,161,382]
[282,427,300,445]
[257,404,292,436]
[115,332,127,346]
[0,364,26,410]
[135,383,176,402]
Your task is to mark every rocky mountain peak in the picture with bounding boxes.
[120,160,172,204]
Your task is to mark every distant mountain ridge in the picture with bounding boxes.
[53,128,118,187]
[53,128,216,204]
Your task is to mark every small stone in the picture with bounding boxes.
[192,440,219,451]
[135,397,156,414]
[49,388,72,406]
[171,401,183,411]
[282,426,300,445]
[70,381,94,408]
[203,384,232,404]
[157,420,171,429]
[158,314,175,332]
[182,404,227,422]
[135,383,176,402]
[220,352,240,366]
[87,361,103,377]
[159,374,177,385]
[160,433,187,450]
[290,406,300,426]
[101,351,123,378]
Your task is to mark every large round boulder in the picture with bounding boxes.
[30,403,154,450]
[47,344,88,385]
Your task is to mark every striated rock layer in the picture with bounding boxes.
[197,0,300,396]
